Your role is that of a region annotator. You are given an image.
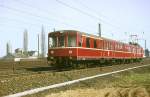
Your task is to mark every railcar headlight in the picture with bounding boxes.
[69,50,72,54]
[82,58,85,60]
[51,50,54,54]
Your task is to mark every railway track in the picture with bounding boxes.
[0,58,148,79]
[0,61,144,79]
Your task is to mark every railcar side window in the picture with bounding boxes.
[108,42,110,50]
[78,35,82,47]
[103,41,105,49]
[110,42,113,50]
[106,41,109,50]
[68,34,76,47]
[94,39,97,48]
[86,37,90,48]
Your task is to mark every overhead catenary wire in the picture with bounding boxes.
[0,22,27,29]
[74,0,120,26]
[74,0,148,40]
[0,3,93,32]
[55,0,121,29]
[12,0,75,21]
[77,0,142,35]
[1,0,128,39]
[13,0,98,32]
[0,1,125,40]
[0,16,41,27]
[0,4,78,28]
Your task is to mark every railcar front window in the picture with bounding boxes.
[49,36,57,47]
[59,35,65,47]
[68,34,76,47]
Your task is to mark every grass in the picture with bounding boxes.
[0,66,105,96]
[112,71,150,92]
[29,65,150,97]
[0,58,150,96]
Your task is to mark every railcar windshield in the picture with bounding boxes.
[49,35,65,47]
[49,36,57,48]
[58,34,65,47]
[49,31,77,48]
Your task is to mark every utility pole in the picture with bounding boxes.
[98,23,101,37]
[145,39,147,50]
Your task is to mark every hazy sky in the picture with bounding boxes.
[0,0,150,57]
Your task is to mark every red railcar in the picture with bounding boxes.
[48,30,144,65]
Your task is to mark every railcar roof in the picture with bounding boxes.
[49,30,118,41]
[49,30,142,47]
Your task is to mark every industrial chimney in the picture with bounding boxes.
[41,26,46,57]
[23,29,28,55]
[6,41,12,56]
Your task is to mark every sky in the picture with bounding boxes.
[0,0,150,57]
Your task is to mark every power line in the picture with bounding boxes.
[0,22,26,29]
[55,0,120,29]
[12,0,73,21]
[0,4,52,24]
[0,4,87,31]
[13,0,97,32]
[75,0,146,34]
[0,16,41,27]
[1,4,58,23]
[74,0,120,25]
[0,2,94,32]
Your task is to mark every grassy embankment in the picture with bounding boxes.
[35,65,150,97]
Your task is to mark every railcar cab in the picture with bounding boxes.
[48,30,81,48]
[48,30,82,64]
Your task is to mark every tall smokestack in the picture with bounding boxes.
[41,26,46,57]
[6,41,12,56]
[23,29,28,55]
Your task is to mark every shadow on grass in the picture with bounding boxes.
[24,62,132,73]
[25,66,77,72]
[25,66,55,72]
[24,62,113,73]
